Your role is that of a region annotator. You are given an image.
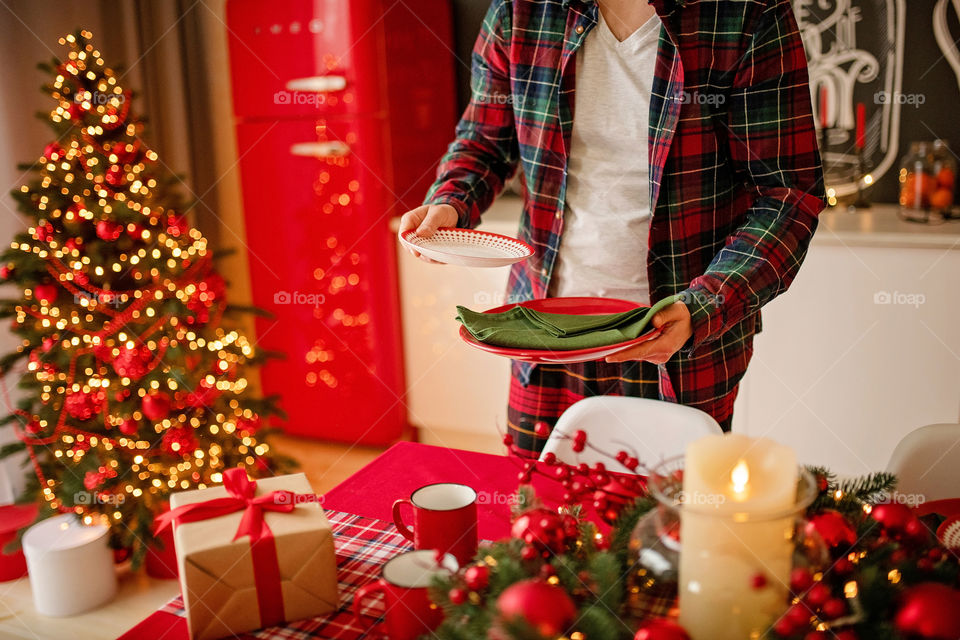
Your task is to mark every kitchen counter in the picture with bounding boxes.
[817,204,960,250]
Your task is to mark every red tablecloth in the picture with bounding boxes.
[118,442,535,640]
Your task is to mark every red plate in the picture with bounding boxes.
[458,297,661,364]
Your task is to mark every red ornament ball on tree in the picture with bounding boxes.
[161,426,197,456]
[634,619,691,640]
[495,579,576,638]
[186,273,226,324]
[33,283,59,304]
[166,213,189,237]
[804,582,831,608]
[790,567,815,593]
[236,414,262,433]
[142,391,172,421]
[118,418,139,436]
[96,219,122,241]
[822,597,846,619]
[894,582,960,639]
[104,165,124,187]
[65,389,104,421]
[112,345,154,380]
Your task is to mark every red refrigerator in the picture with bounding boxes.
[225,0,457,444]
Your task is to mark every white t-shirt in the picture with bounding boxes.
[550,12,661,305]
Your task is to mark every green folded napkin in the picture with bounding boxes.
[457,294,682,350]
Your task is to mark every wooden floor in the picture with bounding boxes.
[0,436,385,640]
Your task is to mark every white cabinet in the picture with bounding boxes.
[734,209,960,475]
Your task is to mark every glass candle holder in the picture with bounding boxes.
[626,456,825,638]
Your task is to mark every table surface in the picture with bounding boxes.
[117,441,544,640]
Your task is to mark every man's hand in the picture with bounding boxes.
[398,204,459,263]
[605,301,693,364]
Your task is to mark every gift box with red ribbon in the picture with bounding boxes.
[160,470,338,640]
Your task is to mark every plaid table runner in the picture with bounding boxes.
[158,510,413,639]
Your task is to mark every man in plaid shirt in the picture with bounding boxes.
[400,0,825,455]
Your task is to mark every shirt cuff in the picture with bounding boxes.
[422,195,473,229]
[679,286,725,355]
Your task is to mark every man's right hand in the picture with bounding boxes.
[398,204,459,263]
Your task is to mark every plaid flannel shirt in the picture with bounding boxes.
[425,0,825,417]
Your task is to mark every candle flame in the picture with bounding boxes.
[731,459,750,495]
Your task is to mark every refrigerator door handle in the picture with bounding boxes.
[289,141,351,158]
[284,75,347,93]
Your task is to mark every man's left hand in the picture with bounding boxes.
[605,300,692,364]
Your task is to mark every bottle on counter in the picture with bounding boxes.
[931,140,956,213]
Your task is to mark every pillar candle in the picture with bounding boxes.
[22,513,117,616]
[678,434,799,640]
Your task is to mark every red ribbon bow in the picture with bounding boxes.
[155,468,309,628]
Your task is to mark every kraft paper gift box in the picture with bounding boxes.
[168,472,339,640]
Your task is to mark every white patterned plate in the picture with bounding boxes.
[399,227,533,267]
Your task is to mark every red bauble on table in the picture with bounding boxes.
[463,564,490,591]
[894,582,960,639]
[805,509,857,549]
[870,503,915,534]
[511,507,576,556]
[634,619,691,640]
[448,587,468,605]
[495,579,576,638]
[142,391,172,421]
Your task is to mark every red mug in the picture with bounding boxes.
[353,550,457,639]
[392,482,479,565]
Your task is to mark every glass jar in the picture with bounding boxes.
[625,457,826,639]
[898,141,949,215]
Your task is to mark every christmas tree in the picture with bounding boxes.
[0,30,293,564]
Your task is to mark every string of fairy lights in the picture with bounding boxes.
[5,31,277,532]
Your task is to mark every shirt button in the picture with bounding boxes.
[555,210,562,220]
[541,268,548,277]
[575,25,584,34]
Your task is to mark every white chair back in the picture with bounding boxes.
[886,423,960,502]
[538,396,723,473]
